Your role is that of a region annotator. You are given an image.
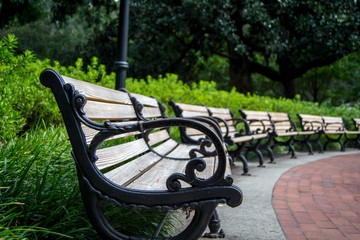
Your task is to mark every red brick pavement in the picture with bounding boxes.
[273,153,360,240]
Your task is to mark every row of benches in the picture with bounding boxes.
[40,69,359,239]
[169,101,360,175]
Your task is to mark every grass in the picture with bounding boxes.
[0,123,178,239]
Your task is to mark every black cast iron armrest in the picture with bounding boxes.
[231,118,252,136]
[188,116,223,139]
[88,117,232,191]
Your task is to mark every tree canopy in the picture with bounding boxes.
[129,0,360,98]
[0,0,359,101]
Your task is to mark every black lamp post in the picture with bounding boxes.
[115,0,130,90]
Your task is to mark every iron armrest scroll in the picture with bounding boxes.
[301,120,324,132]
[88,117,232,191]
[231,118,251,136]
[248,119,273,134]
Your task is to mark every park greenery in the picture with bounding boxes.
[0,0,360,239]
[1,33,360,238]
[1,0,360,102]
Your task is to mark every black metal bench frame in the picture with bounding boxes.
[40,69,242,240]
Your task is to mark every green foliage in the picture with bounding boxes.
[297,52,360,106]
[0,18,89,66]
[0,34,62,143]
[0,125,93,239]
[1,35,360,238]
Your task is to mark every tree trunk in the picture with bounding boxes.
[0,0,11,29]
[229,56,252,94]
[282,78,296,99]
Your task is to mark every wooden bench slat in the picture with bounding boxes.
[96,129,171,170]
[82,123,140,144]
[104,139,179,187]
[297,131,316,136]
[131,93,159,107]
[345,130,360,135]
[232,135,253,143]
[324,130,345,135]
[208,107,231,115]
[84,100,137,120]
[176,103,209,113]
[96,138,149,170]
[127,158,190,190]
[276,132,299,137]
[127,144,197,190]
[62,76,132,105]
[84,101,162,120]
[181,111,210,118]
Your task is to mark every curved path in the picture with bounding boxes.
[205,150,360,240]
[273,153,360,240]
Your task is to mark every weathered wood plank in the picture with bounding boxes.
[96,138,149,170]
[62,76,131,105]
[176,103,209,113]
[131,93,159,107]
[104,139,179,187]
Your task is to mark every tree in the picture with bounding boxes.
[0,0,44,29]
[129,0,360,98]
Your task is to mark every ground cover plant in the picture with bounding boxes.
[1,34,360,238]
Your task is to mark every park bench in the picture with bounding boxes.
[345,118,360,148]
[240,110,298,162]
[40,69,242,240]
[297,114,359,152]
[321,116,360,151]
[206,106,269,174]
[169,101,267,175]
[268,112,318,155]
[297,114,324,153]
[321,116,346,151]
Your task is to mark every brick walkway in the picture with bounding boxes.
[273,153,360,240]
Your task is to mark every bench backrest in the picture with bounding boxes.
[268,112,293,133]
[207,107,237,137]
[169,101,211,140]
[240,110,273,133]
[59,76,181,190]
[322,116,345,131]
[297,114,324,131]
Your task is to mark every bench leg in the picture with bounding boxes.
[289,144,296,158]
[305,140,314,155]
[239,154,251,176]
[324,134,344,151]
[203,210,225,238]
[265,146,275,163]
[294,135,313,155]
[78,168,219,240]
[255,149,265,167]
[231,142,251,176]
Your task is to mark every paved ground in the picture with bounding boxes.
[273,153,360,240]
[202,149,360,240]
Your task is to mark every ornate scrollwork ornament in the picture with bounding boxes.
[166,158,207,192]
[189,139,217,158]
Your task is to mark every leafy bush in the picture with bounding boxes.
[0,34,63,143]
